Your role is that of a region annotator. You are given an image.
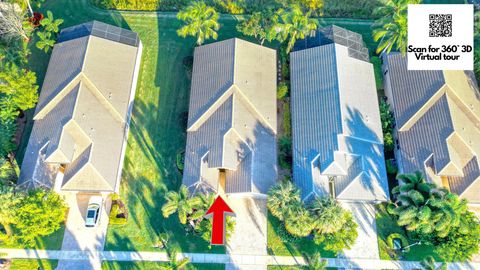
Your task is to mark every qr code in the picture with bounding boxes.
[429,14,452,37]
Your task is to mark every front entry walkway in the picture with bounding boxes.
[225,196,268,270]
[339,202,380,260]
[56,193,111,270]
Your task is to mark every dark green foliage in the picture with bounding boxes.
[388,172,480,262]
[176,150,185,172]
[434,212,480,262]
[0,121,17,157]
[386,158,398,175]
[391,172,468,239]
[323,0,381,19]
[370,56,383,90]
[474,49,480,83]
[278,136,292,170]
[379,100,395,152]
[283,102,291,136]
[277,222,301,243]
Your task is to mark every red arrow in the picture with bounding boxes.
[204,195,235,245]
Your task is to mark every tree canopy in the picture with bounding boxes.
[177,1,220,45]
[372,0,422,55]
[0,188,67,247]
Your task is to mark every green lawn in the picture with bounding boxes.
[375,203,442,262]
[17,0,382,254]
[9,259,58,270]
[102,261,224,270]
[0,225,65,250]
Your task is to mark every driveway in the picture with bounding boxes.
[225,196,268,270]
[56,193,110,270]
[339,202,380,260]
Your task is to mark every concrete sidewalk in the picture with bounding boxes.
[2,248,480,269]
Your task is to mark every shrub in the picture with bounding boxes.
[214,0,245,14]
[176,150,185,172]
[278,136,292,170]
[379,100,395,152]
[277,82,289,99]
[109,204,127,225]
[282,102,291,137]
[277,222,301,243]
[109,196,128,225]
[385,159,398,175]
[386,233,409,252]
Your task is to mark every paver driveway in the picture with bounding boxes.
[340,202,380,260]
[225,196,268,270]
[56,193,110,270]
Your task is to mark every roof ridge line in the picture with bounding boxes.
[79,73,126,124]
[444,86,480,130]
[398,84,448,132]
[187,85,235,131]
[232,86,276,134]
[33,73,82,120]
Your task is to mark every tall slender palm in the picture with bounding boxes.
[267,181,301,221]
[373,0,421,55]
[177,1,220,45]
[277,5,318,53]
[161,185,201,224]
[309,197,347,234]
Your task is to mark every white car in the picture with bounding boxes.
[85,196,103,228]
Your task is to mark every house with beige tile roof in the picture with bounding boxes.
[182,38,277,196]
[18,21,142,193]
[290,26,389,202]
[383,53,480,204]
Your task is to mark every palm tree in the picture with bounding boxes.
[267,181,301,221]
[284,200,313,237]
[177,1,220,45]
[306,252,327,270]
[276,5,318,53]
[309,197,347,234]
[161,185,201,224]
[40,11,64,34]
[160,249,190,270]
[236,9,280,45]
[390,172,467,238]
[372,0,421,55]
[36,31,55,53]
